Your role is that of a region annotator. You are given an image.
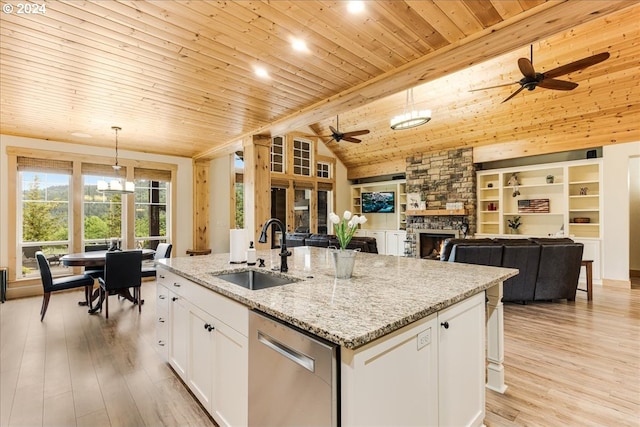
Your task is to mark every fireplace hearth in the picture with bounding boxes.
[416,229,460,259]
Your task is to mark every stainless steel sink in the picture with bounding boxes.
[211,270,299,290]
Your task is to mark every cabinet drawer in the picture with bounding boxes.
[157,269,190,297]
[183,281,248,337]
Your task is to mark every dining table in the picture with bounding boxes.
[61,249,155,313]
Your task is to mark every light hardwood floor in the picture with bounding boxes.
[1,281,638,426]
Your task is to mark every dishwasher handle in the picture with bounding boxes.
[258,331,315,373]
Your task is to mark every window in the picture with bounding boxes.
[82,164,124,248]
[293,138,312,176]
[18,157,72,278]
[317,161,330,178]
[135,180,168,249]
[134,168,170,249]
[235,152,245,228]
[271,136,285,173]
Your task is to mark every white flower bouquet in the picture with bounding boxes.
[329,210,367,250]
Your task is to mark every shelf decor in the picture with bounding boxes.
[518,199,549,213]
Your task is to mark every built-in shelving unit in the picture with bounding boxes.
[476,159,601,238]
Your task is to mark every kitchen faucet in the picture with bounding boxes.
[258,218,292,272]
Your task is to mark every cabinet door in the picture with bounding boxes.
[367,230,387,255]
[438,292,485,427]
[188,305,215,411]
[341,314,438,426]
[211,321,248,427]
[156,283,169,360]
[168,291,189,380]
[386,231,407,256]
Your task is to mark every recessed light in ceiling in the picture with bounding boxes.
[255,67,269,78]
[71,132,92,138]
[291,38,308,52]
[347,1,365,14]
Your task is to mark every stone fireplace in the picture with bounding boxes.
[405,148,476,257]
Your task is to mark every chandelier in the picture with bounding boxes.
[390,88,431,130]
[97,126,135,195]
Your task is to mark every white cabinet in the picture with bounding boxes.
[438,292,485,426]
[386,230,407,256]
[168,290,189,381]
[188,305,215,410]
[365,230,387,255]
[155,281,169,360]
[341,292,485,426]
[158,268,248,427]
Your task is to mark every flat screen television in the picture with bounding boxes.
[361,191,395,213]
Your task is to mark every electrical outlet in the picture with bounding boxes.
[417,328,431,350]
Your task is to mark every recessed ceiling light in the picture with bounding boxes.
[255,67,269,78]
[347,1,365,14]
[71,132,92,138]
[291,38,308,52]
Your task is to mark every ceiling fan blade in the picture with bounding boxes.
[329,125,339,135]
[502,85,527,103]
[543,52,610,79]
[342,129,370,138]
[538,78,578,91]
[469,82,518,92]
[518,58,536,79]
[341,136,362,143]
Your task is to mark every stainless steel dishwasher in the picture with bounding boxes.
[248,310,338,427]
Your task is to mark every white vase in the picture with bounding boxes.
[330,248,359,279]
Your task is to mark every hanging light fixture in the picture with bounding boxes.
[390,88,431,130]
[97,126,135,195]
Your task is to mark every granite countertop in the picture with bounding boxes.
[158,247,517,349]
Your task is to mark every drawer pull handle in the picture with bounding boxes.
[158,295,166,299]
[204,323,215,332]
[158,341,165,346]
[159,274,165,279]
[171,297,178,302]
[173,283,181,287]
[441,321,450,329]
[158,318,165,323]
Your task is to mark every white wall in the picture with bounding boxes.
[602,141,640,282]
[0,135,194,265]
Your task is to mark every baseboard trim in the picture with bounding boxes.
[602,278,631,289]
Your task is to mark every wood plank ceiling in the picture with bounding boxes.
[1,1,638,179]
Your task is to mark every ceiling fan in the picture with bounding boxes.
[320,116,370,143]
[471,46,610,103]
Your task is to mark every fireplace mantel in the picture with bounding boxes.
[406,209,467,216]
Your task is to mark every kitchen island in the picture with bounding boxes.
[156,246,517,426]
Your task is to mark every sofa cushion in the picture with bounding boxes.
[285,232,310,247]
[534,243,584,301]
[440,238,493,261]
[449,244,503,267]
[501,244,541,302]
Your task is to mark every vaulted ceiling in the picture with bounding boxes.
[1,1,638,179]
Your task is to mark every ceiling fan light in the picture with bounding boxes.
[390,109,431,130]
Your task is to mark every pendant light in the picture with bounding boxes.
[97,126,135,195]
[390,88,431,130]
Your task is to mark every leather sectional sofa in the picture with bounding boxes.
[440,237,584,303]
[285,233,378,254]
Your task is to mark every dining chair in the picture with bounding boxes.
[84,244,110,279]
[98,250,142,319]
[141,243,173,278]
[36,251,94,321]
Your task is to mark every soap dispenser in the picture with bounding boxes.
[247,241,257,266]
